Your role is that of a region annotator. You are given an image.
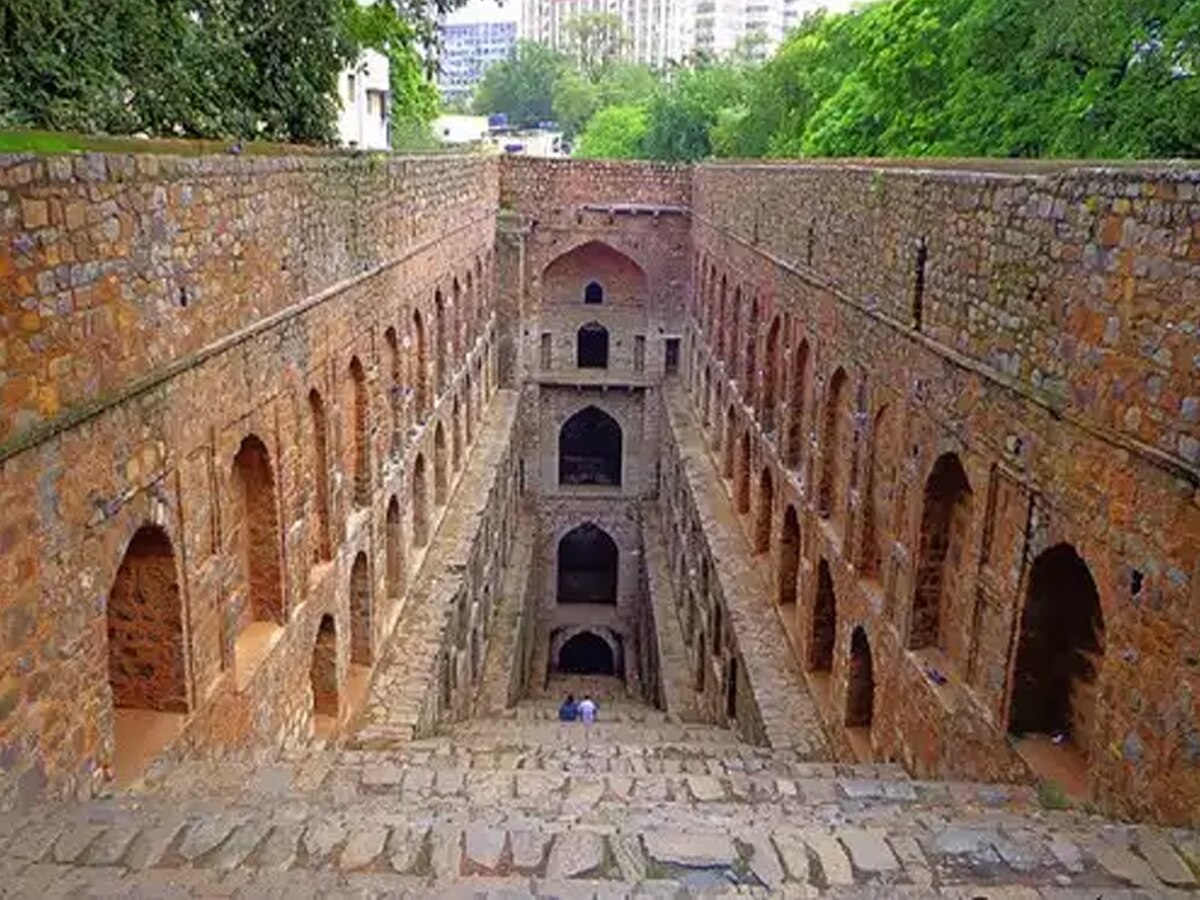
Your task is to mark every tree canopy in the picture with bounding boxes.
[0,0,458,144]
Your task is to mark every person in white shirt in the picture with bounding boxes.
[578,695,598,725]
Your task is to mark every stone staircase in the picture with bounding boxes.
[4,698,1199,896]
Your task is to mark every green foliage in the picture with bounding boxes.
[575,105,648,158]
[473,41,566,127]
[0,0,459,144]
[563,12,628,80]
[641,61,751,161]
[552,70,602,137]
[347,2,441,132]
[1036,778,1070,810]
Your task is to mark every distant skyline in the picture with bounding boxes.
[444,0,859,26]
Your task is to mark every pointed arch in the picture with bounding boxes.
[846,627,874,728]
[859,403,893,579]
[350,551,372,665]
[541,240,647,305]
[910,452,972,650]
[559,406,622,486]
[722,404,737,478]
[451,395,463,471]
[232,434,283,629]
[762,316,781,432]
[434,289,447,394]
[754,466,773,553]
[557,523,619,605]
[412,308,429,422]
[734,430,751,514]
[584,281,604,304]
[452,277,464,357]
[434,420,448,506]
[386,496,404,604]
[412,453,429,548]
[730,285,742,378]
[308,389,333,563]
[778,505,800,609]
[1009,544,1105,758]
[810,559,836,673]
[785,338,810,468]
[818,367,849,523]
[349,356,369,508]
[310,614,339,719]
[743,294,759,402]
[384,326,401,456]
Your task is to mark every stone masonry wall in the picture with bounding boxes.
[689,161,1200,826]
[0,151,500,808]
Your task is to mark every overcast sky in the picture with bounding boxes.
[445,0,861,26]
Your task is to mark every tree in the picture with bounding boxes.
[563,12,628,80]
[576,105,648,158]
[640,61,751,161]
[473,41,566,127]
[552,70,601,137]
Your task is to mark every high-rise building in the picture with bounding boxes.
[438,21,519,105]
[520,0,686,69]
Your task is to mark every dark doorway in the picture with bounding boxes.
[846,627,874,728]
[560,632,615,675]
[725,657,738,721]
[557,523,618,604]
[911,452,972,650]
[1009,544,1105,754]
[577,322,609,368]
[809,559,836,672]
[664,337,680,375]
[559,406,622,485]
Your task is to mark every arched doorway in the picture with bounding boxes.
[559,406,622,486]
[412,453,429,548]
[846,627,874,728]
[809,559,836,673]
[308,389,333,563]
[762,316,780,432]
[785,338,809,468]
[384,327,401,455]
[310,614,339,732]
[434,421,448,506]
[434,289,447,393]
[818,367,848,523]
[910,452,972,650]
[1009,545,1105,758]
[107,525,188,784]
[577,322,609,368]
[559,632,616,675]
[584,281,603,304]
[778,505,800,609]
[350,552,372,665]
[557,523,618,604]
[754,467,773,553]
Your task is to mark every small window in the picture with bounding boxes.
[584,281,603,304]
[540,332,552,369]
[346,73,357,102]
[634,335,646,373]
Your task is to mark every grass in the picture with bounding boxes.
[1036,778,1071,811]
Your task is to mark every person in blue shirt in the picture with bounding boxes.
[558,694,578,721]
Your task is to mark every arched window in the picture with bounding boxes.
[559,632,616,674]
[1009,545,1105,757]
[350,552,372,665]
[412,453,429,548]
[384,327,401,455]
[557,523,619,604]
[310,614,339,721]
[434,290,447,394]
[584,281,603,304]
[910,452,972,650]
[349,357,369,508]
[846,627,874,728]
[559,406,622,486]
[308,389,332,563]
[434,420,448,505]
[577,321,609,369]
[859,404,892,579]
[809,559,836,672]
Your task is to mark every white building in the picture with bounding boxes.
[521,0,687,69]
[337,49,391,150]
[438,21,518,105]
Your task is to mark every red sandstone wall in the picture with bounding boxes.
[0,151,499,807]
[687,161,1200,826]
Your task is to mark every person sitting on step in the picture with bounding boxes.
[558,694,578,721]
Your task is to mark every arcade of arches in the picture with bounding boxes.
[2,152,1196,839]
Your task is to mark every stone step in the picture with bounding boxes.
[6,798,1198,896]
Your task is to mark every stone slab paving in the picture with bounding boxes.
[664,389,828,757]
[642,512,701,722]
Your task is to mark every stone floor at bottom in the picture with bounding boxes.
[3,699,1199,897]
